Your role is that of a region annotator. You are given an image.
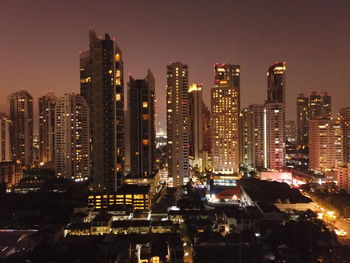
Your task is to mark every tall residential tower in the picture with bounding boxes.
[166,62,190,186]
[211,64,240,174]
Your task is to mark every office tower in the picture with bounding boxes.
[166,62,189,186]
[239,108,249,167]
[309,91,322,119]
[267,62,286,104]
[211,64,240,174]
[9,90,33,167]
[38,92,57,164]
[264,103,286,170]
[188,83,204,171]
[247,104,264,169]
[55,94,89,180]
[285,120,296,143]
[340,107,350,164]
[128,70,156,178]
[321,92,331,118]
[264,62,286,170]
[202,102,212,171]
[80,30,124,192]
[124,109,131,172]
[296,93,309,146]
[0,113,11,162]
[309,118,343,173]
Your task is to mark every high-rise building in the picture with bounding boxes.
[267,62,286,104]
[80,30,124,192]
[264,62,286,170]
[9,90,33,167]
[0,113,11,162]
[38,92,57,164]
[264,103,286,170]
[285,120,296,143]
[340,107,350,164]
[166,62,190,186]
[211,64,240,174]
[239,108,249,167]
[296,93,309,146]
[309,91,322,120]
[247,104,264,169]
[55,94,90,180]
[309,118,343,173]
[188,83,204,171]
[128,70,156,178]
[321,92,332,118]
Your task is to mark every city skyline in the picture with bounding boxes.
[1,0,350,131]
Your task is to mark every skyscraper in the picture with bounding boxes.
[128,70,156,178]
[264,62,286,170]
[247,104,264,169]
[166,62,189,186]
[309,91,322,120]
[340,107,350,164]
[296,93,309,147]
[267,62,286,104]
[211,64,240,174]
[9,90,33,167]
[55,94,89,180]
[202,102,212,171]
[321,92,332,118]
[309,118,343,173]
[80,30,124,192]
[38,92,57,164]
[0,113,11,162]
[285,120,296,144]
[188,83,204,171]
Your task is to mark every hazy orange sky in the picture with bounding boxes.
[1,0,349,131]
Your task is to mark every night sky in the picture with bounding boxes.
[1,0,349,131]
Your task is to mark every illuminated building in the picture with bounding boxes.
[321,92,332,118]
[285,120,296,143]
[267,62,286,104]
[0,113,11,162]
[166,62,189,186]
[239,108,249,167]
[80,30,124,192]
[38,92,57,164]
[264,103,286,170]
[55,94,90,180]
[88,185,151,210]
[264,62,286,170]
[188,83,204,171]
[123,172,160,201]
[337,163,350,192]
[247,104,264,169]
[9,90,33,167]
[128,70,156,178]
[340,107,350,163]
[309,118,343,174]
[211,64,240,174]
[0,162,22,190]
[296,93,309,147]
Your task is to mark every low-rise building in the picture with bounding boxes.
[0,162,23,190]
[90,212,113,235]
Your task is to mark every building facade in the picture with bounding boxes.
[0,162,23,190]
[247,104,264,169]
[38,92,57,164]
[0,113,11,162]
[166,62,190,186]
[309,118,343,173]
[239,108,249,167]
[9,90,34,167]
[55,94,90,180]
[128,70,156,178]
[340,107,350,164]
[80,30,124,191]
[211,64,240,174]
